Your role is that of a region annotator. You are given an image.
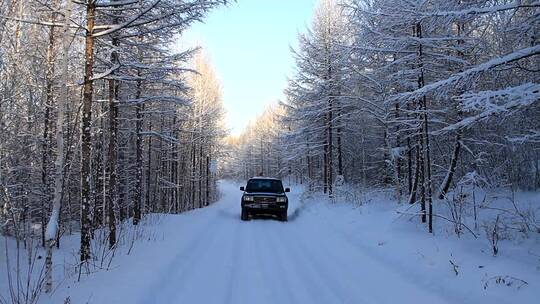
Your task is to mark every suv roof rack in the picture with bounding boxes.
[250,176,280,180]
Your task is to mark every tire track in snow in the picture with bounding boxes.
[274,224,347,303]
[263,223,318,304]
[251,222,284,303]
[251,221,300,304]
[285,223,369,304]
[136,210,224,304]
[222,214,242,304]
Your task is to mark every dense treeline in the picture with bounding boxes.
[225,0,539,233]
[0,0,227,293]
[222,106,288,180]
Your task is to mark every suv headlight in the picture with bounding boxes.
[243,196,254,202]
[276,197,287,203]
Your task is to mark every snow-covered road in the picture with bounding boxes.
[44,180,538,304]
[127,181,452,304]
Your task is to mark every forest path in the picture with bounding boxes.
[130,180,453,304]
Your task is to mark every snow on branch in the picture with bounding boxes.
[125,95,190,105]
[140,131,179,143]
[0,15,81,29]
[436,83,540,133]
[92,0,160,38]
[418,1,540,18]
[396,45,540,103]
[506,130,540,144]
[90,64,120,81]
[95,0,140,7]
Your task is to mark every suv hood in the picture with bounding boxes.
[244,192,285,196]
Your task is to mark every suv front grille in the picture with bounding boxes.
[254,196,276,203]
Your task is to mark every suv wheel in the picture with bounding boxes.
[280,211,288,222]
[241,208,249,221]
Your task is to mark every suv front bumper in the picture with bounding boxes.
[243,202,287,213]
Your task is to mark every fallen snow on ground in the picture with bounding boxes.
[2,180,539,304]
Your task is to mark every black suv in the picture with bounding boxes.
[240,177,290,221]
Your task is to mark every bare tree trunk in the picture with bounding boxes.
[171,117,178,213]
[41,7,57,248]
[408,146,420,204]
[307,143,313,191]
[419,137,426,223]
[92,94,105,233]
[133,75,143,224]
[190,143,196,209]
[44,0,72,292]
[437,20,465,200]
[421,90,434,231]
[180,153,187,211]
[383,127,392,184]
[146,121,153,212]
[438,133,461,199]
[326,99,334,197]
[416,21,433,232]
[118,117,126,221]
[407,103,412,194]
[423,95,433,231]
[323,142,328,194]
[199,144,203,207]
[395,103,402,201]
[206,154,210,206]
[158,117,165,211]
[106,6,120,241]
[107,75,118,247]
[80,0,96,262]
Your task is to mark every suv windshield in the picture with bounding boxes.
[245,179,284,193]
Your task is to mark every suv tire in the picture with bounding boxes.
[241,208,249,221]
[280,211,288,222]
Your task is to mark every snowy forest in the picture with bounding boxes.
[1,0,539,303]
[0,0,228,300]
[225,0,539,232]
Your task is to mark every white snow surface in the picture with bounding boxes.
[2,180,539,304]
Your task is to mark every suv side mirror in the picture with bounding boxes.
[285,187,290,192]
[240,186,245,191]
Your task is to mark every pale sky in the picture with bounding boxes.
[176,0,318,135]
